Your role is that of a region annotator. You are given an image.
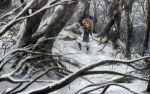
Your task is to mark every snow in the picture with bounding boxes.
[105,80,147,94]
[51,30,148,94]
[54,30,114,64]
[0,29,147,94]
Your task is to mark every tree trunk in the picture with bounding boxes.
[16,0,48,48]
[124,0,134,59]
[142,0,150,56]
[97,0,121,38]
[144,0,150,92]
[78,1,90,24]
[0,0,12,14]
[11,0,49,68]
[125,10,132,59]
[9,0,78,77]
[93,0,98,33]
[31,2,78,53]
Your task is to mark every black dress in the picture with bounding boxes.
[83,29,90,42]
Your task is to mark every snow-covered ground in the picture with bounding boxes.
[51,30,148,94]
[0,30,147,94]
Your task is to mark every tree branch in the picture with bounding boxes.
[28,56,150,94]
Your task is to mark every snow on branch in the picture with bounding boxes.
[0,0,79,38]
[10,67,71,94]
[0,0,35,37]
[101,83,138,94]
[0,48,62,64]
[82,71,149,82]
[0,1,27,20]
[28,56,150,94]
[78,83,139,94]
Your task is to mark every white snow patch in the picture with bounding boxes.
[51,30,148,94]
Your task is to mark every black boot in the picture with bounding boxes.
[78,43,82,50]
[86,46,89,52]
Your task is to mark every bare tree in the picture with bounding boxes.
[0,0,79,93]
[124,0,135,59]
[93,0,98,33]
[0,0,12,14]
[0,0,150,94]
[97,0,124,50]
[28,56,150,94]
[142,0,150,56]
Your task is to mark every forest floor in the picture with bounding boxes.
[51,30,148,94]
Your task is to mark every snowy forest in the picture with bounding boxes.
[0,0,150,94]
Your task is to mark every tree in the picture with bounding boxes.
[0,0,12,14]
[0,0,150,94]
[124,0,135,59]
[141,0,150,92]
[142,0,150,56]
[27,56,150,94]
[0,0,78,93]
[97,0,124,50]
[78,0,90,24]
[93,0,98,33]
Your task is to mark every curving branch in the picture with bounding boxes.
[11,67,71,94]
[0,1,27,20]
[0,48,63,65]
[28,56,150,94]
[79,83,139,94]
[0,0,35,37]
[82,71,149,82]
[5,82,23,94]
[0,0,78,38]
[101,83,138,94]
